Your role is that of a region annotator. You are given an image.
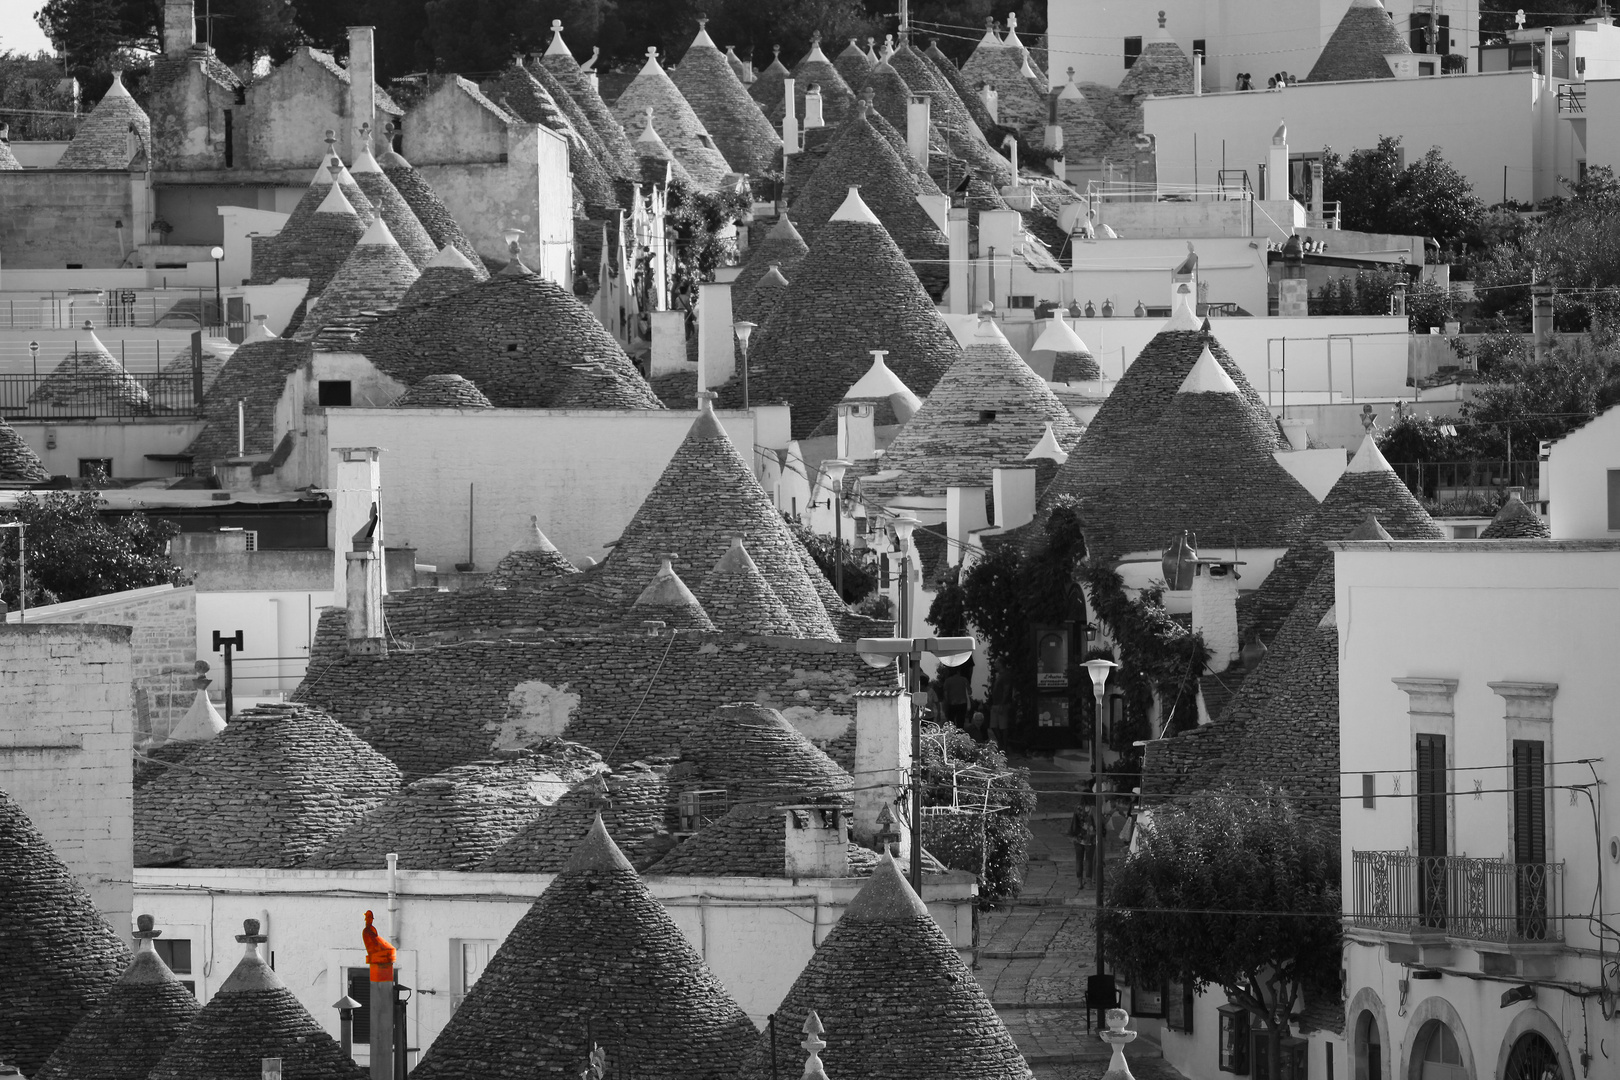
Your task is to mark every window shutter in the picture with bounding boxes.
[1415,735,1446,858]
[1512,740,1546,864]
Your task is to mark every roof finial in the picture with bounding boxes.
[1007,12,1018,31]
[801,1009,829,1080]
[235,918,268,945]
[696,389,718,413]
[1067,66,1076,81]
[133,913,162,951]
[1158,9,1168,27]
[647,45,659,62]
[697,13,708,28]
[774,44,781,57]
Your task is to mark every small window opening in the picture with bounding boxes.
[318,380,352,406]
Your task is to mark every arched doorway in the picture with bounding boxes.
[1414,1020,1467,1080]
[1356,1010,1383,1080]
[1503,1031,1564,1080]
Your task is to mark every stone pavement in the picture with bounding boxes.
[976,753,1186,1080]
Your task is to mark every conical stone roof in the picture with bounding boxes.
[735,854,1032,1080]
[0,138,21,170]
[487,62,618,209]
[1079,349,1317,557]
[529,58,630,181]
[1055,70,1109,157]
[164,690,226,744]
[379,149,488,274]
[1045,308,1279,500]
[650,800,879,877]
[146,920,365,1080]
[749,188,961,440]
[392,372,493,408]
[790,111,947,296]
[352,270,659,409]
[33,915,201,1080]
[134,702,401,868]
[478,764,675,872]
[409,816,757,1080]
[0,415,49,481]
[961,24,1047,143]
[738,262,792,324]
[1033,313,1101,382]
[263,157,376,265]
[700,538,801,635]
[1308,0,1411,83]
[598,397,839,638]
[634,110,697,186]
[673,22,782,176]
[302,746,605,870]
[734,213,808,305]
[857,59,915,134]
[269,183,367,304]
[1481,489,1551,539]
[837,38,875,88]
[613,49,734,188]
[30,328,151,412]
[1118,18,1195,101]
[1238,435,1443,645]
[674,703,852,804]
[774,35,858,127]
[631,557,718,631]
[349,146,440,267]
[872,316,1083,499]
[749,48,790,113]
[925,39,1004,141]
[0,788,129,1075]
[399,243,484,308]
[297,215,420,341]
[540,26,640,178]
[57,73,150,169]
[865,102,942,192]
[888,44,1009,186]
[485,515,579,587]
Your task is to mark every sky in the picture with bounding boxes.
[0,3,53,56]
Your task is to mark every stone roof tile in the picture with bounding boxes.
[889,44,1013,188]
[30,328,151,413]
[632,110,697,186]
[672,23,782,176]
[0,416,48,482]
[182,339,309,468]
[699,538,801,635]
[391,372,493,408]
[134,702,402,868]
[749,49,790,114]
[486,63,619,210]
[261,183,367,306]
[349,146,440,267]
[673,703,852,807]
[479,762,676,871]
[650,801,878,877]
[538,34,641,179]
[630,557,718,631]
[528,59,631,182]
[1480,489,1551,539]
[612,49,734,188]
[0,788,129,1075]
[380,151,489,274]
[409,817,757,1080]
[297,216,420,342]
[33,915,201,1080]
[775,36,858,127]
[57,74,150,169]
[734,213,808,308]
[1307,0,1411,83]
[485,515,580,587]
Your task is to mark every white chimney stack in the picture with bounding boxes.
[346,26,377,161]
[980,83,999,123]
[649,309,687,376]
[851,689,912,851]
[346,503,387,656]
[163,0,196,58]
[804,86,825,129]
[782,805,852,877]
[782,77,799,152]
[837,401,876,460]
[906,94,931,167]
[697,280,736,391]
[946,485,989,566]
[1191,561,1241,672]
[992,467,1037,531]
[328,446,384,597]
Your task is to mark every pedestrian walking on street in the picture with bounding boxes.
[1068,802,1097,885]
[941,666,971,729]
[988,668,1014,750]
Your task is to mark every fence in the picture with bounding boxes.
[0,289,223,332]
[1391,460,1540,506]
[1351,850,1564,943]
[0,371,204,419]
[0,339,172,375]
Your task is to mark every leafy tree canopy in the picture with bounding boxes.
[1320,136,1485,252]
[0,488,189,610]
[1100,787,1341,1066]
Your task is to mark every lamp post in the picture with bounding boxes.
[857,632,976,894]
[209,245,224,334]
[822,458,852,600]
[1082,657,1118,995]
[732,320,756,410]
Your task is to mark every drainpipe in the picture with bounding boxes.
[386,851,400,943]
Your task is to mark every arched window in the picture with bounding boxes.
[1355,1010,1383,1080]
[1416,1020,1467,1080]
[1503,1031,1564,1080]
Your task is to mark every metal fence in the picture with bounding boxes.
[0,289,223,332]
[0,371,203,418]
[1351,850,1564,943]
[0,339,172,375]
[1391,460,1541,505]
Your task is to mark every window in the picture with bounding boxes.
[1166,981,1194,1033]
[1415,1021,1465,1080]
[1607,469,1620,529]
[979,410,998,424]
[1354,1011,1381,1080]
[318,380,352,407]
[1124,36,1143,69]
[155,938,195,995]
[451,939,497,1011]
[1513,740,1550,939]
[78,458,113,479]
[1503,1032,1560,1080]
[1451,525,1478,539]
[1218,1004,1250,1074]
[1007,294,1036,309]
[1416,733,1448,928]
[1193,38,1206,64]
[1362,773,1376,809]
[223,108,233,167]
[346,967,373,1043]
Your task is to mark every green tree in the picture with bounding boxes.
[917,725,1034,900]
[203,0,302,66]
[35,0,155,82]
[0,488,188,610]
[1321,136,1485,251]
[1100,787,1341,1074]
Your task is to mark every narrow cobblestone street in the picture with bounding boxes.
[976,754,1187,1080]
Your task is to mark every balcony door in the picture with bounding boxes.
[1416,734,1448,928]
[1512,740,1549,940]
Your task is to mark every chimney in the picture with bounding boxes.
[850,688,912,850]
[163,0,196,58]
[837,401,876,459]
[804,85,825,129]
[946,485,989,565]
[649,309,688,376]
[1265,121,1288,202]
[1191,559,1240,672]
[782,805,852,877]
[328,446,383,597]
[347,27,377,161]
[781,77,799,152]
[346,503,386,655]
[1192,51,1203,95]
[992,467,1037,531]
[906,94,931,167]
[697,280,736,391]
[980,83,999,123]
[947,205,970,314]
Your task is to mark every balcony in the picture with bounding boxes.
[1351,850,1564,944]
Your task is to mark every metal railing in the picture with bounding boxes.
[1351,851,1564,943]
[0,371,203,418]
[1392,460,1540,505]
[0,339,171,375]
[1558,85,1586,113]
[0,289,223,332]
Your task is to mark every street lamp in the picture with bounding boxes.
[857,633,976,892]
[1082,656,1118,1013]
[822,458,852,600]
[732,320,756,410]
[209,246,224,334]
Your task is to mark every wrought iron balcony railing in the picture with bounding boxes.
[1351,850,1564,943]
